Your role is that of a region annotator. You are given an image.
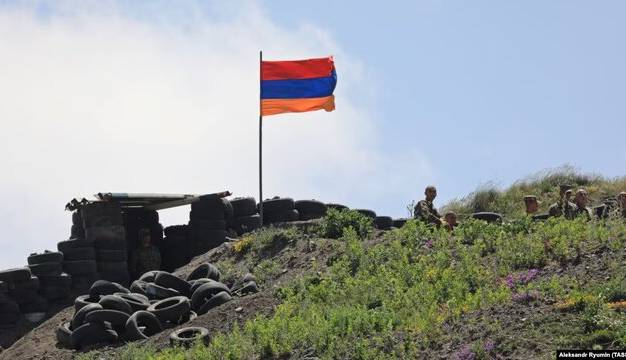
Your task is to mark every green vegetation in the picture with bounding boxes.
[79,170,626,359]
[444,166,626,218]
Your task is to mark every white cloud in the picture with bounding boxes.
[0,1,434,268]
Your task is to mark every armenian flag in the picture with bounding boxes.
[260,56,337,116]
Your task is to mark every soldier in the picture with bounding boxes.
[443,211,458,232]
[130,228,161,279]
[414,186,442,226]
[618,192,626,218]
[548,184,577,219]
[573,189,593,220]
[523,195,540,216]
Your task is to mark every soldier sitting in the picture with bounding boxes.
[442,211,458,232]
[548,184,577,219]
[617,192,626,218]
[414,186,442,226]
[573,189,593,220]
[523,195,540,216]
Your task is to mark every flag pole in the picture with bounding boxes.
[258,50,264,225]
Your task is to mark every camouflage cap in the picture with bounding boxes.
[559,184,573,193]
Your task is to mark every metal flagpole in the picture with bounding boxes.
[259,50,264,225]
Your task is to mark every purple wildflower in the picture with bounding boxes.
[503,269,539,289]
[425,239,433,249]
[453,345,476,360]
[483,340,495,353]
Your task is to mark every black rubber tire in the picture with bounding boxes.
[154,272,191,297]
[0,299,20,314]
[295,200,327,217]
[190,197,230,220]
[99,294,133,314]
[9,288,40,304]
[0,312,20,326]
[57,238,94,253]
[114,292,150,312]
[28,262,63,276]
[147,296,191,324]
[97,261,128,273]
[189,278,216,295]
[392,218,408,228]
[242,273,256,283]
[85,225,126,242]
[0,280,7,293]
[259,197,295,213]
[75,294,101,312]
[98,271,130,286]
[139,271,161,283]
[85,309,130,330]
[187,263,221,282]
[326,203,349,211]
[96,249,127,262]
[90,280,130,297]
[81,202,123,228]
[239,281,259,295]
[164,225,188,238]
[374,216,393,230]
[55,321,74,348]
[355,209,377,219]
[125,310,163,341]
[70,225,85,239]
[0,268,32,283]
[40,286,71,301]
[231,197,257,217]
[19,296,49,313]
[231,215,262,235]
[188,218,227,230]
[299,212,325,221]
[130,280,149,296]
[94,238,126,251]
[62,247,96,261]
[12,276,39,290]
[39,273,72,288]
[63,260,97,275]
[169,326,210,347]
[263,209,299,224]
[471,212,503,223]
[27,251,64,265]
[191,282,230,312]
[71,303,103,330]
[71,321,118,349]
[71,274,100,291]
[197,291,232,315]
[145,283,180,300]
[533,213,550,221]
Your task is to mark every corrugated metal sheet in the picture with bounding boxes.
[65,191,231,211]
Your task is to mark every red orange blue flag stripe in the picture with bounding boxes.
[260,56,336,116]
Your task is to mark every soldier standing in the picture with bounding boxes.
[548,184,577,219]
[523,195,540,216]
[130,228,161,279]
[414,186,442,226]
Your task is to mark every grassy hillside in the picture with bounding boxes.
[77,198,626,359]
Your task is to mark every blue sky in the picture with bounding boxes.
[263,0,626,196]
[0,0,624,267]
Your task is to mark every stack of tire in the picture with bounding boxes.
[355,209,377,220]
[27,251,72,302]
[295,200,327,220]
[124,208,164,256]
[326,203,349,212]
[82,202,130,286]
[259,197,299,225]
[392,218,408,228]
[0,267,48,319]
[229,197,261,235]
[0,278,20,327]
[160,226,190,272]
[188,197,232,256]
[58,237,98,291]
[56,263,250,350]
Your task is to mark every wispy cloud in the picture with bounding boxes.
[0,1,434,267]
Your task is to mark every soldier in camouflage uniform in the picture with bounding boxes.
[573,189,593,220]
[618,192,626,218]
[442,211,458,232]
[414,186,442,226]
[130,228,161,278]
[548,184,577,219]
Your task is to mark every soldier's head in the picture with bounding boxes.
[618,192,626,208]
[444,211,457,227]
[425,186,437,202]
[574,189,588,207]
[523,195,539,214]
[559,184,573,198]
[139,229,151,248]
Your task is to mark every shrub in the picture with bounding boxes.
[319,208,373,240]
